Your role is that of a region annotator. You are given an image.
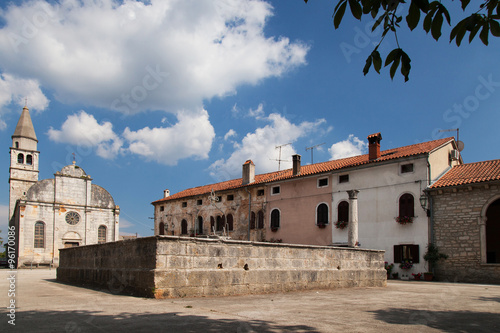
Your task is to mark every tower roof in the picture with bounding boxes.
[12,106,37,142]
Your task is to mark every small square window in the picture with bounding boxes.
[339,175,349,183]
[257,189,265,196]
[160,206,164,212]
[197,199,202,205]
[401,163,414,173]
[182,202,187,208]
[271,186,280,195]
[217,196,222,202]
[227,194,234,201]
[318,177,328,187]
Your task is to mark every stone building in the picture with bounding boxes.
[427,159,500,284]
[9,106,120,268]
[152,133,462,275]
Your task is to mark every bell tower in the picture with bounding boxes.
[9,106,39,219]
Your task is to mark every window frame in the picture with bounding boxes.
[400,163,414,174]
[98,225,107,244]
[34,221,45,248]
[399,193,415,218]
[257,210,264,229]
[337,200,349,224]
[270,209,281,229]
[181,219,188,235]
[316,203,329,225]
[339,174,349,184]
[317,177,329,188]
[271,185,281,196]
[394,244,420,263]
[17,153,24,164]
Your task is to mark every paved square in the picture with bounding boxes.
[1,269,499,332]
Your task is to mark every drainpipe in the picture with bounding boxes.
[245,187,251,241]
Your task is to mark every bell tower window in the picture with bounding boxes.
[26,154,33,165]
[17,153,24,164]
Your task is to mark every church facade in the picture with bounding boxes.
[9,106,120,268]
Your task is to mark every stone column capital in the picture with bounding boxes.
[347,189,359,200]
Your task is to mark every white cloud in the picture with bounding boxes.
[224,129,237,141]
[123,109,215,165]
[0,0,308,114]
[209,113,325,181]
[48,111,123,159]
[248,103,265,119]
[0,73,49,128]
[328,134,367,160]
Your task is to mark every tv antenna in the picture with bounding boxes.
[274,143,291,171]
[439,128,464,151]
[305,143,325,164]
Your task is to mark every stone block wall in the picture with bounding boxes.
[431,185,500,284]
[58,236,386,298]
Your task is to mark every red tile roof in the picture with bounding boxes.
[152,137,455,204]
[430,159,500,189]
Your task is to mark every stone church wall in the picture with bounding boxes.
[57,236,386,298]
[431,184,500,284]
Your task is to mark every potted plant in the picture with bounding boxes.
[271,226,278,232]
[384,262,394,279]
[392,272,399,279]
[423,243,449,281]
[399,259,413,270]
[412,272,422,281]
[395,216,413,224]
[317,223,327,228]
[334,220,348,229]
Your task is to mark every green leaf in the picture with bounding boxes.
[406,1,421,31]
[384,48,400,67]
[415,0,430,13]
[349,0,363,20]
[423,11,433,33]
[389,55,401,80]
[469,23,481,43]
[372,12,386,32]
[479,23,489,45]
[363,54,373,76]
[431,11,444,40]
[490,20,500,37]
[460,0,471,11]
[440,5,451,25]
[450,19,468,46]
[400,50,411,82]
[333,1,347,29]
[372,50,382,74]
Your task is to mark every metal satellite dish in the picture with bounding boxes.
[457,140,465,152]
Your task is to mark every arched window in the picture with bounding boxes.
[210,216,215,233]
[181,219,188,235]
[317,203,329,225]
[34,222,45,248]
[250,212,256,229]
[226,214,234,231]
[197,216,203,234]
[159,222,165,235]
[98,225,107,244]
[399,193,415,218]
[257,210,264,229]
[17,153,24,164]
[338,201,349,223]
[26,154,33,165]
[270,209,280,229]
[486,199,500,263]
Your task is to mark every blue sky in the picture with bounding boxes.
[1,0,499,240]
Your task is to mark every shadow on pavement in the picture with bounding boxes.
[2,310,321,333]
[370,308,500,333]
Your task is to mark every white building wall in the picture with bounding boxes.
[332,157,430,275]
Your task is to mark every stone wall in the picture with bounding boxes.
[57,236,386,298]
[430,184,500,284]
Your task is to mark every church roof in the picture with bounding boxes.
[153,137,455,204]
[12,106,37,141]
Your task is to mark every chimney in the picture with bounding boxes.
[292,154,301,176]
[242,160,255,185]
[164,189,170,198]
[367,133,382,161]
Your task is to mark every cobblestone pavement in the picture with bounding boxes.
[1,269,499,332]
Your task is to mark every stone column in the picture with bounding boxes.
[347,190,360,247]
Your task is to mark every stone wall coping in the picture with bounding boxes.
[59,235,385,254]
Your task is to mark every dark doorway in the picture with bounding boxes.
[486,199,500,263]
